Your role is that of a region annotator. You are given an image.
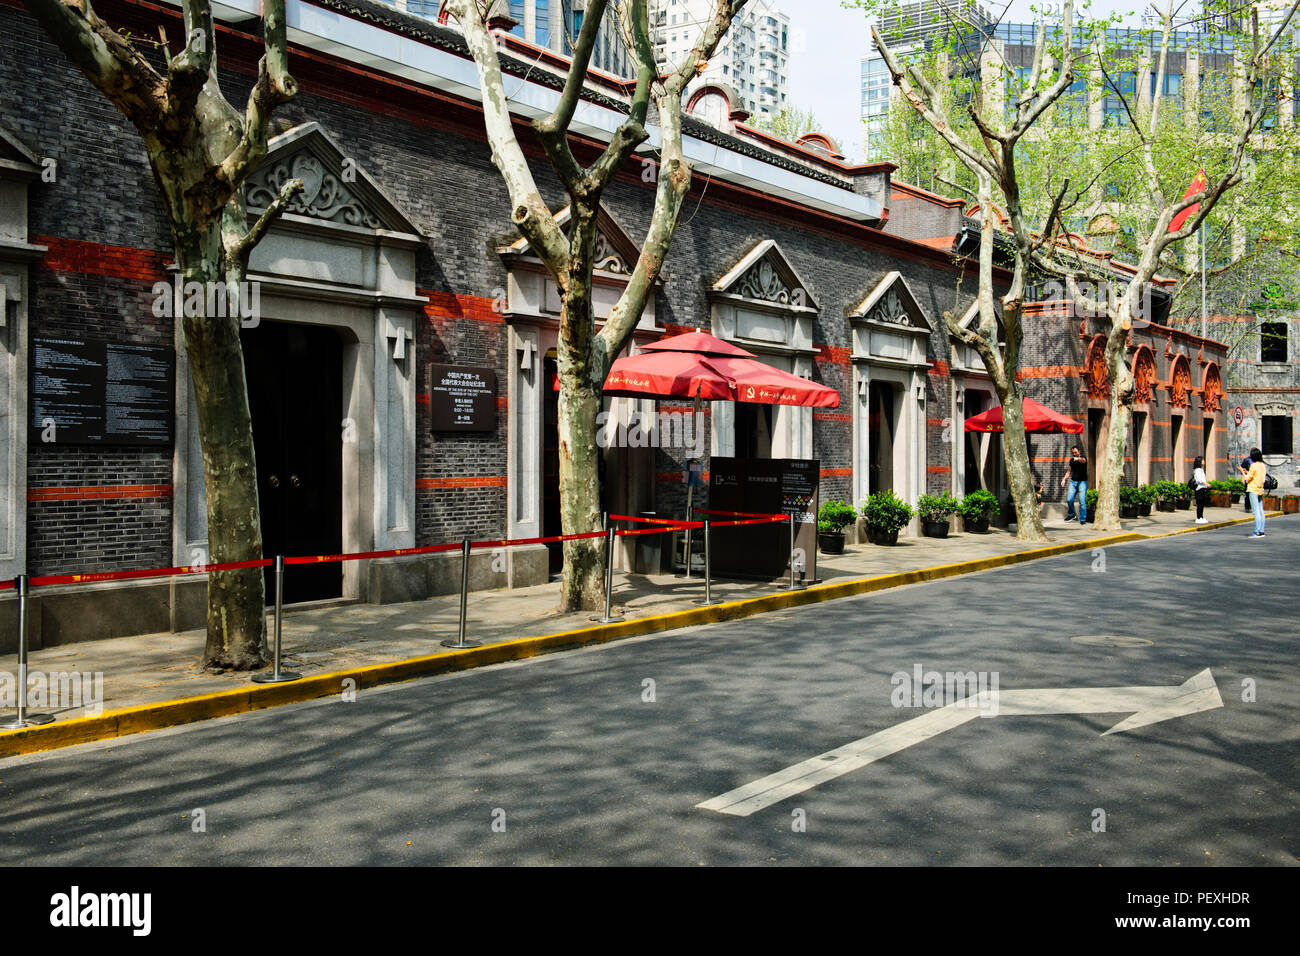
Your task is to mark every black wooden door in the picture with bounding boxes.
[241,322,343,603]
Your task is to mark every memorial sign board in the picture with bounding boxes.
[30,337,173,445]
[429,364,497,432]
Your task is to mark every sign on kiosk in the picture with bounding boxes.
[709,457,819,583]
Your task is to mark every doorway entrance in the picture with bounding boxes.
[868,380,898,493]
[543,354,562,574]
[735,403,774,459]
[963,390,1004,497]
[241,322,343,603]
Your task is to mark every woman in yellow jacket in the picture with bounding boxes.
[1239,448,1268,538]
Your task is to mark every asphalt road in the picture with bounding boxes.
[3,518,1297,866]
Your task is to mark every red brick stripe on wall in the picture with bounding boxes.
[926,466,951,474]
[420,290,505,325]
[820,468,852,478]
[1017,365,1083,379]
[814,412,851,422]
[34,236,168,281]
[929,360,951,376]
[417,477,507,489]
[28,484,173,502]
[815,344,851,365]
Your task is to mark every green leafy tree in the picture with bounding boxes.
[754,105,824,141]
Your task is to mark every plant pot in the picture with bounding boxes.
[1283,496,1300,514]
[1229,494,1241,504]
[818,531,845,554]
[1086,511,1095,523]
[1209,493,1228,509]
[1156,500,1176,512]
[965,516,990,534]
[1120,505,1138,519]
[1176,498,1191,510]
[1138,503,1152,516]
[1263,495,1281,510]
[922,520,949,538]
[870,527,900,546]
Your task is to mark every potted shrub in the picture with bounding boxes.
[816,499,857,554]
[958,489,999,533]
[917,493,958,538]
[1224,477,1245,504]
[861,490,914,546]
[1284,494,1300,514]
[1118,485,1141,519]
[1136,484,1155,516]
[1154,480,1180,512]
[1174,479,1193,510]
[1085,487,1098,522]
[1207,480,1232,509]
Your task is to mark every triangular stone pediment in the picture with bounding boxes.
[244,122,423,236]
[0,125,43,177]
[712,239,819,311]
[499,204,642,278]
[850,272,933,333]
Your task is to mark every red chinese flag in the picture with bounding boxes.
[1168,168,1207,233]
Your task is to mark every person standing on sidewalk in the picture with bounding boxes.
[1192,456,1211,524]
[1061,446,1088,525]
[1240,448,1268,538]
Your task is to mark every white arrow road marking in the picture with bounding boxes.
[698,669,1223,817]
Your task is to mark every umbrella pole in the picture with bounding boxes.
[683,390,702,578]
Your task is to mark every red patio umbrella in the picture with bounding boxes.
[603,331,840,407]
[963,396,1084,434]
[602,330,840,568]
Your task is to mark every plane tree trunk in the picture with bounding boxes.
[24,0,301,668]
[449,0,748,610]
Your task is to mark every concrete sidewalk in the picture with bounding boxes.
[2,505,1275,729]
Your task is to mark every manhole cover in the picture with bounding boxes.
[1069,634,1154,647]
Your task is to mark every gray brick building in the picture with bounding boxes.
[0,0,1221,648]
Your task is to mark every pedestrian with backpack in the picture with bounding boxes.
[1239,448,1271,538]
[1191,456,1211,524]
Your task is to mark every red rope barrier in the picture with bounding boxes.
[607,513,686,526]
[616,523,701,537]
[710,516,792,527]
[10,513,756,591]
[28,558,274,587]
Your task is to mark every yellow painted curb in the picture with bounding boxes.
[1144,511,1281,538]
[0,517,1279,760]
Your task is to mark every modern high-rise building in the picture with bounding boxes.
[860,0,991,158]
[650,0,791,122]
[416,1,636,77]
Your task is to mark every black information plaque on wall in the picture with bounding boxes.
[429,364,497,432]
[709,456,819,582]
[29,337,174,445]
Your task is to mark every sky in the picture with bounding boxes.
[786,1,1151,162]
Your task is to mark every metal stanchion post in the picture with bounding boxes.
[782,517,806,592]
[592,526,623,623]
[693,520,720,606]
[683,521,693,580]
[254,556,300,683]
[442,538,482,649]
[3,575,54,728]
